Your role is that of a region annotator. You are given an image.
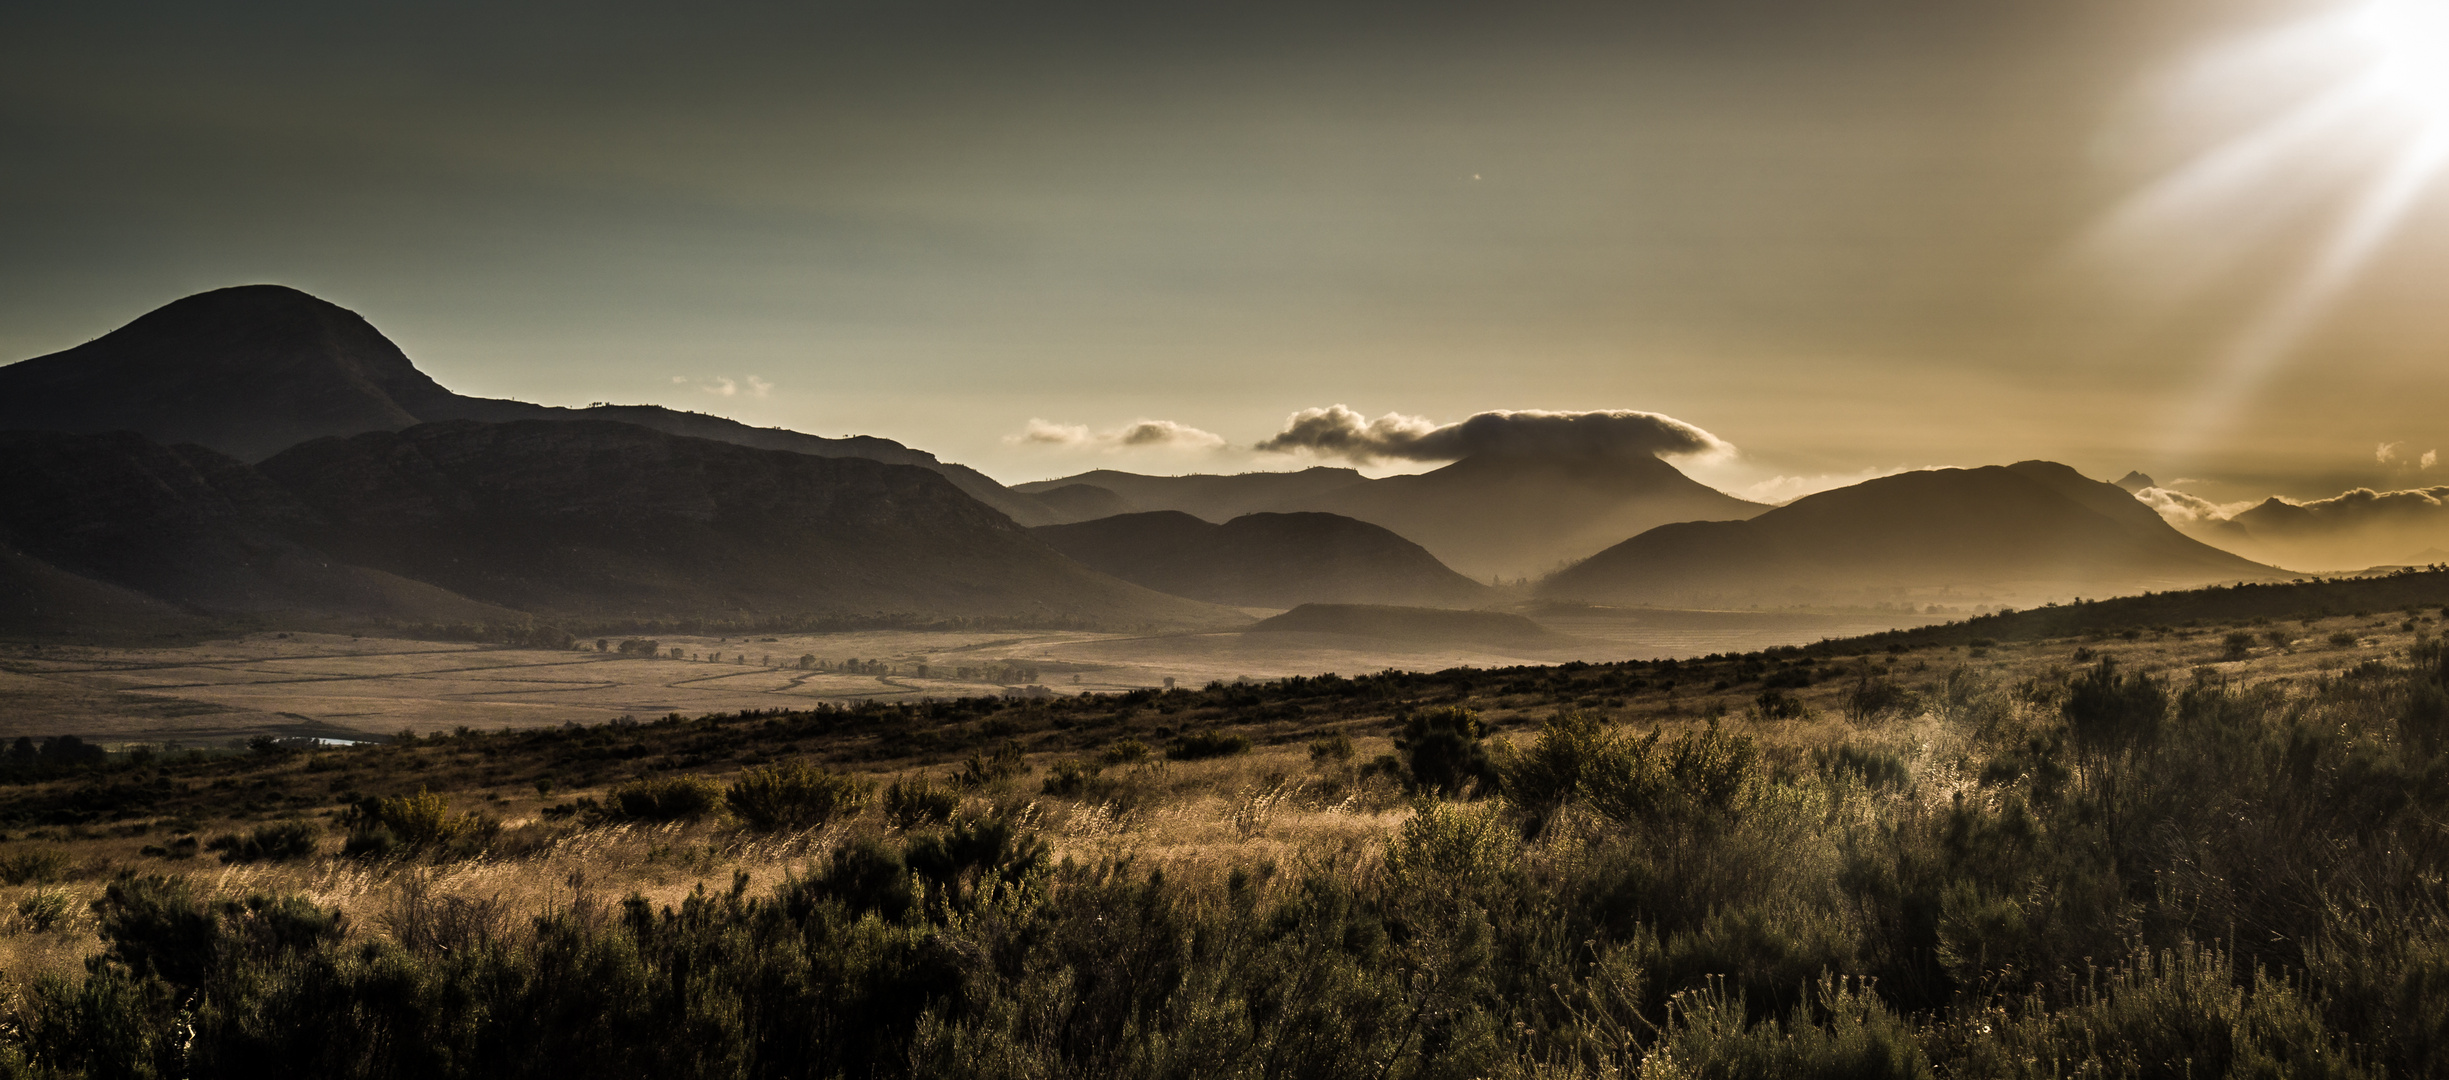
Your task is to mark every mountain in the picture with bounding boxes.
[1029,483,1138,523]
[0,285,1063,525]
[1021,455,1765,580]
[0,430,521,632]
[255,420,1232,625]
[1540,461,2285,607]
[1030,511,1490,608]
[1279,453,1765,581]
[1013,467,1368,522]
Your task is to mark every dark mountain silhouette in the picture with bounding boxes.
[255,420,1232,625]
[0,431,520,630]
[1024,455,1765,580]
[1247,603,1572,651]
[0,285,1062,524]
[1540,461,2284,607]
[1029,483,1138,523]
[1014,467,1368,522]
[1031,511,1489,608]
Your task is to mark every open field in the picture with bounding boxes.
[0,607,1949,743]
[0,579,2441,1075]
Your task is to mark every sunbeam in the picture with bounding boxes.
[2099,0,2449,455]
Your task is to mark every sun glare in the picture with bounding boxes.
[2354,0,2449,120]
[2101,0,2449,457]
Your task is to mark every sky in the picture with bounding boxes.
[4,0,2448,505]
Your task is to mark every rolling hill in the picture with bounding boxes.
[0,285,1064,525]
[1031,510,1490,608]
[1022,453,1766,580]
[1539,461,2285,607]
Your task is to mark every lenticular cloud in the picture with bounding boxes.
[1255,406,1731,464]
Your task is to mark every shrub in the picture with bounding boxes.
[1499,711,1611,808]
[342,789,492,858]
[603,775,724,822]
[2330,630,2362,648]
[1166,731,1251,761]
[1581,721,1765,829]
[2223,630,2258,660]
[1100,737,1152,767]
[16,889,72,933]
[1308,733,1355,765]
[209,821,320,864]
[884,775,960,828]
[725,762,869,830]
[0,847,69,885]
[2062,658,2167,750]
[957,740,1030,787]
[1040,759,1105,797]
[1393,707,1495,796]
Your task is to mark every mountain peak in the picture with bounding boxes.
[0,284,453,460]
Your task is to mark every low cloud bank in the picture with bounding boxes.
[1009,418,1226,453]
[1254,405,1730,465]
[2135,486,2254,526]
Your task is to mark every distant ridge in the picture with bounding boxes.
[1023,453,1765,580]
[256,420,1236,624]
[1247,603,1567,649]
[0,285,1062,524]
[1541,461,2285,606]
[0,422,1243,636]
[1031,510,1489,608]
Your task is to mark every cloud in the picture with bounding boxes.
[2380,441,2404,463]
[2426,450,2439,469]
[2134,486,2254,526]
[673,374,770,398]
[1253,405,1731,464]
[1007,418,1227,453]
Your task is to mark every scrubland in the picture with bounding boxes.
[0,598,2444,1077]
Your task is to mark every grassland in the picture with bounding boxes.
[0,576,2442,1077]
[0,607,1943,744]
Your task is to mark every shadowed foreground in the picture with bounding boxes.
[1,595,2446,1077]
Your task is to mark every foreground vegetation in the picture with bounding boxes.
[2,583,2448,1077]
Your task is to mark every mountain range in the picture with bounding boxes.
[0,421,1234,636]
[0,285,1067,526]
[1540,461,2284,607]
[1031,511,1489,609]
[1020,453,1766,580]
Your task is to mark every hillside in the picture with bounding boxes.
[0,285,1062,525]
[1030,511,1489,608]
[1542,460,2284,607]
[0,431,521,631]
[1024,454,1764,580]
[256,420,1236,626]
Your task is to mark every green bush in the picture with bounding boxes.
[1308,733,1355,765]
[603,775,725,822]
[1392,706,1494,795]
[0,847,69,885]
[884,774,960,829]
[2062,657,2167,750]
[725,762,869,830]
[1165,730,1251,761]
[956,740,1030,787]
[1039,759,1104,797]
[207,821,320,864]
